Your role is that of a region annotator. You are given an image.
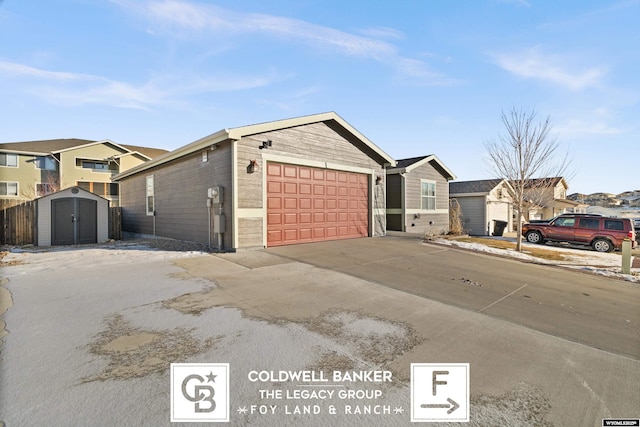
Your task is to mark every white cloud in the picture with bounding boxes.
[0,59,285,110]
[491,46,606,91]
[0,60,98,81]
[111,0,453,85]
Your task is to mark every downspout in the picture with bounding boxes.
[400,173,406,232]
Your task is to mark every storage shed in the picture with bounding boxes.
[36,186,109,246]
[114,112,396,250]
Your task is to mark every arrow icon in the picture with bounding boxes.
[421,398,460,414]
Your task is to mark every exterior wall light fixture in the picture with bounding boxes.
[259,140,272,150]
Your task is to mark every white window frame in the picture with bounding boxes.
[146,175,155,216]
[0,153,18,168]
[420,179,436,211]
[0,181,19,197]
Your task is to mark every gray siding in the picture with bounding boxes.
[120,141,232,248]
[403,160,450,235]
[455,196,487,235]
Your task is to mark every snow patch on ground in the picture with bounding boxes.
[433,237,640,284]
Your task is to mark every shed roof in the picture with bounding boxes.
[114,112,396,181]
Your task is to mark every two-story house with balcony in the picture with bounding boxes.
[0,138,167,208]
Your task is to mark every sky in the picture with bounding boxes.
[0,0,638,195]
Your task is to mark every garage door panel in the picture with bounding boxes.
[299,213,312,223]
[267,164,282,176]
[267,181,281,193]
[267,213,282,225]
[284,213,299,224]
[299,228,312,239]
[300,183,312,194]
[284,165,297,178]
[267,230,282,244]
[267,197,281,209]
[299,198,312,209]
[284,182,297,193]
[266,162,369,247]
[284,198,297,209]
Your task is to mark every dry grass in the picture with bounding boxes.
[456,237,570,261]
[0,251,23,266]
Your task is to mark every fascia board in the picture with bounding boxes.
[113,129,230,180]
[404,154,456,180]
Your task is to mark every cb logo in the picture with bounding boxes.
[171,363,229,422]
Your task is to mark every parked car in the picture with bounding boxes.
[522,214,636,252]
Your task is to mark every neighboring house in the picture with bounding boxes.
[385,155,456,235]
[0,139,167,208]
[522,177,587,220]
[449,179,514,236]
[114,112,396,250]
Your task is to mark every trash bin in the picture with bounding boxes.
[492,220,508,236]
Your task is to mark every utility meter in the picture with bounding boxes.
[208,186,223,204]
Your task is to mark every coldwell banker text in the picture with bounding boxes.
[248,370,393,383]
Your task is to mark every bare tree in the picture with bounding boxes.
[485,107,570,251]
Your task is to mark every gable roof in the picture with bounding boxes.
[0,138,168,160]
[114,112,396,181]
[385,154,456,180]
[523,177,566,189]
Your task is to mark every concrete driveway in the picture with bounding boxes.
[267,235,640,359]
[1,237,639,426]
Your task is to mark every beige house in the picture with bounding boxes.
[0,139,167,207]
[385,155,456,235]
[449,179,514,236]
[523,177,587,220]
[114,112,395,250]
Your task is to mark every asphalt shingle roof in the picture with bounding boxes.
[0,139,168,159]
[449,179,504,194]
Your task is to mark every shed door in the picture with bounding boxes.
[52,198,97,245]
[266,163,369,247]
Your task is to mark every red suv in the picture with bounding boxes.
[522,214,637,252]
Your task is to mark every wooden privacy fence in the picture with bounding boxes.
[1,202,122,246]
[1,201,36,245]
[109,207,122,240]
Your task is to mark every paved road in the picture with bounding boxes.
[268,235,640,360]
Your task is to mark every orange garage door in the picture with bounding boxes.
[266,162,369,247]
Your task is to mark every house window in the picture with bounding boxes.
[35,156,57,170]
[421,180,436,210]
[0,181,18,196]
[0,153,18,167]
[146,175,154,216]
[36,183,56,196]
[77,159,112,172]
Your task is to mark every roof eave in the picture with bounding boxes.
[113,129,231,181]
